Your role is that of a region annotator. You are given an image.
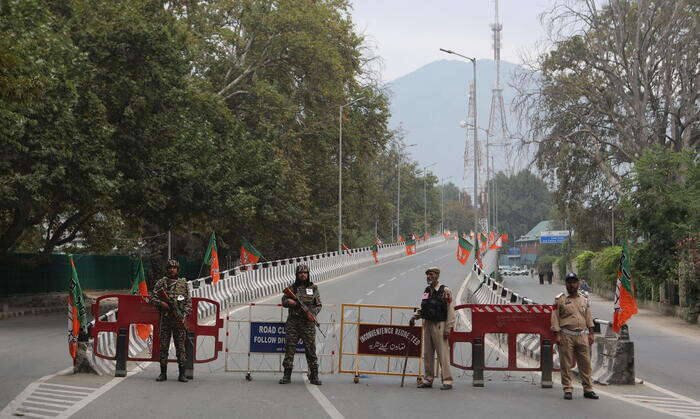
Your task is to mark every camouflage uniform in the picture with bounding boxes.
[279,264,322,384]
[150,260,191,382]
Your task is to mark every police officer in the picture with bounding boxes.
[150,259,192,383]
[279,264,322,385]
[551,273,599,400]
[410,267,455,390]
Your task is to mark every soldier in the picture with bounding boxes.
[410,267,455,390]
[551,273,599,400]
[279,264,322,385]
[150,259,192,383]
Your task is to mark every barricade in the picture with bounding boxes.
[450,303,557,388]
[224,303,338,380]
[338,304,423,383]
[91,294,223,378]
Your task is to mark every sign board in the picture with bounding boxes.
[357,324,422,357]
[507,247,521,255]
[249,322,305,354]
[540,230,571,244]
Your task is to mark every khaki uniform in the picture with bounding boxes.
[416,284,456,385]
[551,291,594,393]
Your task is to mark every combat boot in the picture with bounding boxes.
[308,367,322,385]
[177,366,188,383]
[156,364,167,382]
[279,368,292,384]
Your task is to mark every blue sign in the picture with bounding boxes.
[249,322,305,353]
[540,235,567,244]
[507,247,521,255]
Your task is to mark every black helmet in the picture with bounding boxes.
[565,272,578,282]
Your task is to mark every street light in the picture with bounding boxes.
[441,47,479,240]
[396,142,417,242]
[421,162,437,237]
[440,176,453,234]
[338,96,366,252]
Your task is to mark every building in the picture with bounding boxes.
[513,220,555,266]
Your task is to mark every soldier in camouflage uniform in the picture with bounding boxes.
[150,259,192,383]
[279,264,322,385]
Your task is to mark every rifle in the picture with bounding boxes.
[282,287,326,338]
[157,288,189,330]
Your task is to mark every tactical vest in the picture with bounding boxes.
[421,285,447,322]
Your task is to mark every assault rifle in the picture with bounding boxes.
[282,287,326,338]
[157,288,189,330]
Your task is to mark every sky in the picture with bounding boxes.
[349,0,555,82]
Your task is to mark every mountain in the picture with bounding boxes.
[387,59,525,191]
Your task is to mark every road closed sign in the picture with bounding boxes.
[357,324,422,357]
[249,322,305,354]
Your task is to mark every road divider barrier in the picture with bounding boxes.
[462,268,637,385]
[224,303,338,379]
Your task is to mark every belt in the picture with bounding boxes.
[560,328,588,336]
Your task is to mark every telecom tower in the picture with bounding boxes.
[486,0,510,232]
[462,83,482,209]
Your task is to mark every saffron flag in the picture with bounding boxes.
[489,234,503,250]
[67,256,87,360]
[456,236,473,265]
[240,236,262,266]
[130,258,152,340]
[370,243,379,264]
[203,233,220,284]
[342,243,350,253]
[405,236,417,256]
[613,243,638,333]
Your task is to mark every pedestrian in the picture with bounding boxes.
[551,273,599,400]
[279,264,322,385]
[150,259,192,383]
[410,267,455,390]
[580,278,591,293]
[538,270,544,285]
[546,269,553,284]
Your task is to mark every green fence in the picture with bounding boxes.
[0,254,202,296]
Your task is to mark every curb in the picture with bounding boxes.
[0,305,65,320]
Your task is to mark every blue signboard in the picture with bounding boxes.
[507,247,521,255]
[540,235,567,244]
[249,322,305,353]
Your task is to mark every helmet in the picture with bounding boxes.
[425,267,441,276]
[296,264,310,274]
[166,259,179,269]
[565,273,578,282]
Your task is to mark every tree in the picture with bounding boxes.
[490,170,551,242]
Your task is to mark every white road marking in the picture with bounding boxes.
[355,299,364,304]
[304,376,345,419]
[377,283,385,288]
[399,272,406,276]
[388,277,396,282]
[366,290,375,296]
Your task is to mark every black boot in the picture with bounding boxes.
[308,367,322,386]
[279,368,292,384]
[178,365,188,383]
[156,364,167,382]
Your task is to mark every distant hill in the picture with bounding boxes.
[387,59,524,190]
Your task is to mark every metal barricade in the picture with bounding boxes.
[224,303,338,380]
[338,304,424,383]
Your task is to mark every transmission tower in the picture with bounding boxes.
[486,0,510,232]
[462,83,483,213]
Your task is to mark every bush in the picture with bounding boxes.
[590,246,622,292]
[574,250,596,280]
[556,256,567,279]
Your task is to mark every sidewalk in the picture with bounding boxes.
[501,274,700,401]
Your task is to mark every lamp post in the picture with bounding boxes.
[440,48,478,239]
[421,162,437,237]
[338,96,365,252]
[396,142,417,242]
[440,176,453,234]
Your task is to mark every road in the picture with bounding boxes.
[2,241,698,418]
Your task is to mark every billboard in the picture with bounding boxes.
[357,324,422,357]
[540,230,571,244]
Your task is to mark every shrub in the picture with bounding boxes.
[590,246,622,292]
[574,250,596,280]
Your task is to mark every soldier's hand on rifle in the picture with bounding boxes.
[286,299,297,307]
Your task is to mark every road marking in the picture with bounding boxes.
[399,272,406,276]
[303,376,345,419]
[366,290,375,296]
[355,298,363,304]
[388,277,396,282]
[377,283,385,288]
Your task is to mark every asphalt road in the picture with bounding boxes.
[501,273,700,401]
[2,241,697,418]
